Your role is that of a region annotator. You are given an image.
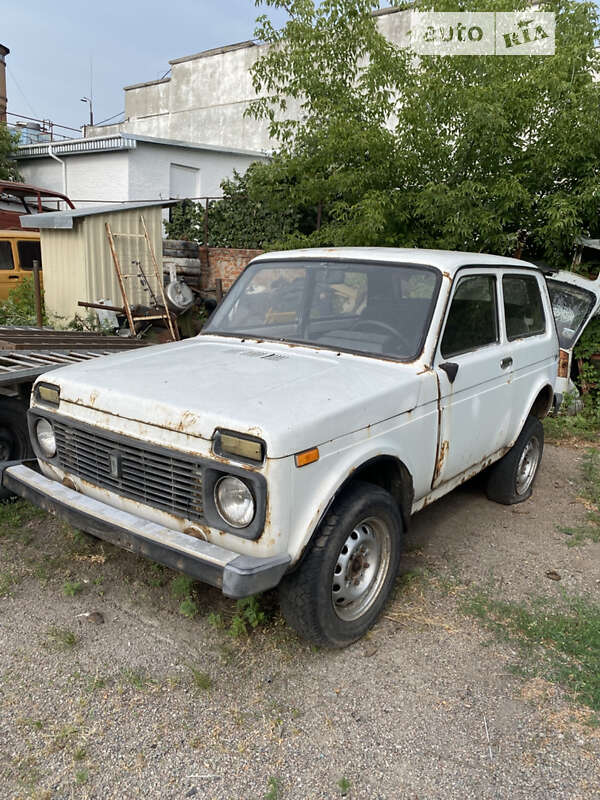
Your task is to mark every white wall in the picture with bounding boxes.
[19,151,130,208]
[128,142,267,201]
[18,142,266,208]
[86,9,412,154]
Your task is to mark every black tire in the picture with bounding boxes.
[278,480,403,648]
[0,396,34,501]
[485,415,544,505]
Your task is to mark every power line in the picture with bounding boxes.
[6,65,39,119]
[94,110,125,126]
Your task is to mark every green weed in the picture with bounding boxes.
[0,570,20,597]
[46,626,77,650]
[120,668,149,690]
[228,596,267,638]
[0,499,46,539]
[463,591,600,711]
[187,665,212,691]
[75,768,89,785]
[264,776,282,800]
[338,776,351,796]
[171,575,199,618]
[63,581,84,597]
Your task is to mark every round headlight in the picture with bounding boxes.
[36,418,56,458]
[214,476,255,528]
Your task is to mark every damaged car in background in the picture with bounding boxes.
[3,247,599,647]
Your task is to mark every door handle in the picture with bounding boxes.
[8,275,19,280]
[500,357,513,369]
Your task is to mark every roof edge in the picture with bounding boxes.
[169,40,256,66]
[124,76,171,92]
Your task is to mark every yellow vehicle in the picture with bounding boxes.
[0,230,42,300]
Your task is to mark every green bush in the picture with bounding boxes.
[0,276,46,326]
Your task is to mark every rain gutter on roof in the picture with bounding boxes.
[16,135,138,159]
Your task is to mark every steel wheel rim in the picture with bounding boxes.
[331,516,392,622]
[515,436,541,495]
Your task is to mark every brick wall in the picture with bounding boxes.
[199,247,263,292]
[163,242,262,294]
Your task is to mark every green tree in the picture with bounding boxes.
[0,125,22,181]
[239,0,600,263]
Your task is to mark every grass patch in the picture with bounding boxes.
[120,668,150,690]
[186,664,212,691]
[544,394,600,444]
[0,499,47,539]
[0,570,21,597]
[63,580,84,597]
[208,596,268,638]
[558,449,600,547]
[170,574,199,618]
[46,626,78,650]
[464,591,600,711]
[264,777,282,800]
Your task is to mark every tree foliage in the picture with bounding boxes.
[172,0,600,265]
[164,164,301,248]
[0,125,22,181]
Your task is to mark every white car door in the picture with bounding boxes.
[432,270,515,488]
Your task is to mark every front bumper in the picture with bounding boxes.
[1,463,290,598]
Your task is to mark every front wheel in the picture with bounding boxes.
[485,415,544,505]
[278,481,403,647]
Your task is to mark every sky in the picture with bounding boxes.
[2,0,288,133]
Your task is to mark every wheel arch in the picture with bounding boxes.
[529,384,554,421]
[292,454,414,571]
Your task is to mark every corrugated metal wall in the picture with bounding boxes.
[40,230,87,325]
[40,206,163,323]
[83,207,163,313]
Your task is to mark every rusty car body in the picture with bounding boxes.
[3,247,598,646]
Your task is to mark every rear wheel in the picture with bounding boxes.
[485,415,544,505]
[0,396,34,501]
[278,481,403,647]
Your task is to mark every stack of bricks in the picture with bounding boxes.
[163,242,263,295]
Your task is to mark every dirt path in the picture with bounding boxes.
[1,443,599,800]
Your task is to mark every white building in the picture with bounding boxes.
[15,133,269,208]
[84,8,411,153]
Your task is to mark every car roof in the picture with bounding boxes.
[252,247,539,276]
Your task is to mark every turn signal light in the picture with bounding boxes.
[295,447,319,468]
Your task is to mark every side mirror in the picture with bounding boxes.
[440,362,459,383]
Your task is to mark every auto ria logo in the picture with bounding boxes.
[409,12,555,55]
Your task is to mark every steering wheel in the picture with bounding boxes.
[350,318,412,351]
[351,319,401,337]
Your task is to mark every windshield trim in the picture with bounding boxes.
[202,258,443,363]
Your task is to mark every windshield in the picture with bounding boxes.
[547,279,597,349]
[204,259,441,360]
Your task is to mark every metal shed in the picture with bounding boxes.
[21,201,175,324]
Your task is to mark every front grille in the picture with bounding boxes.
[53,421,204,523]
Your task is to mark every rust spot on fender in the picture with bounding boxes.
[558,349,569,378]
[62,476,77,491]
[176,410,199,432]
[183,524,209,541]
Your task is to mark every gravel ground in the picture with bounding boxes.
[1,442,599,800]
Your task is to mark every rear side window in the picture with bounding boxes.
[441,275,498,358]
[503,275,545,340]
[0,241,14,270]
[17,240,42,270]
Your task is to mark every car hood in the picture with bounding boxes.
[47,335,423,458]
